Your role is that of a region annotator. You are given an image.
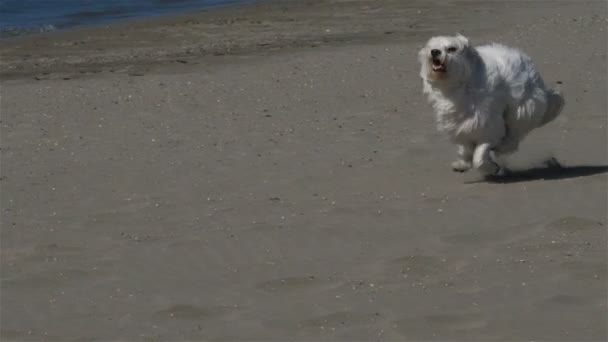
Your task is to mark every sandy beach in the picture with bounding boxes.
[1,0,607,340]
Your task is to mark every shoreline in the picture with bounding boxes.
[0,0,259,39]
[0,0,516,80]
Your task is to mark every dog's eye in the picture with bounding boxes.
[447,47,458,53]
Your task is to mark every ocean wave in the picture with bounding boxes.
[0,0,257,38]
[0,24,57,38]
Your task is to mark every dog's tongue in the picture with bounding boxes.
[432,64,446,72]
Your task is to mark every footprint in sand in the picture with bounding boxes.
[440,222,542,247]
[394,312,487,337]
[545,216,604,233]
[385,255,468,282]
[255,275,334,293]
[3,268,93,290]
[301,311,382,330]
[387,255,447,276]
[3,243,99,289]
[26,243,86,262]
[154,304,235,320]
[558,260,607,279]
[534,294,590,309]
[510,217,605,259]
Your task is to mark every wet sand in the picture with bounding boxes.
[1,0,607,340]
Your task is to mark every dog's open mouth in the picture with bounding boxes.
[432,59,446,72]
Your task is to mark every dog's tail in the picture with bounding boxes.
[541,89,565,126]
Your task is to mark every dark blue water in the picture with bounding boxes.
[0,0,257,36]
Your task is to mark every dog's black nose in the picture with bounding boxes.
[431,49,441,57]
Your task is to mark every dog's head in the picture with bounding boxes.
[418,34,474,84]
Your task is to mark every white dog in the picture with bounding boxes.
[418,34,564,175]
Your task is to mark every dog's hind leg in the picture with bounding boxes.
[494,100,537,156]
[496,89,564,158]
[494,124,524,169]
[494,124,520,155]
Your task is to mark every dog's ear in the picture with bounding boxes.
[455,33,470,47]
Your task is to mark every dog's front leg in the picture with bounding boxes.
[473,143,502,175]
[451,144,474,172]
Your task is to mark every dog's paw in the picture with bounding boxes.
[495,166,510,177]
[476,159,501,176]
[451,160,472,172]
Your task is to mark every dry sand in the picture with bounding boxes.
[1,0,607,340]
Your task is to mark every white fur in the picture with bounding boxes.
[418,34,565,175]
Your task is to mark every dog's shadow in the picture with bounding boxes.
[469,159,608,184]
[485,165,608,184]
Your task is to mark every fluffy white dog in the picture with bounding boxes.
[418,34,565,175]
